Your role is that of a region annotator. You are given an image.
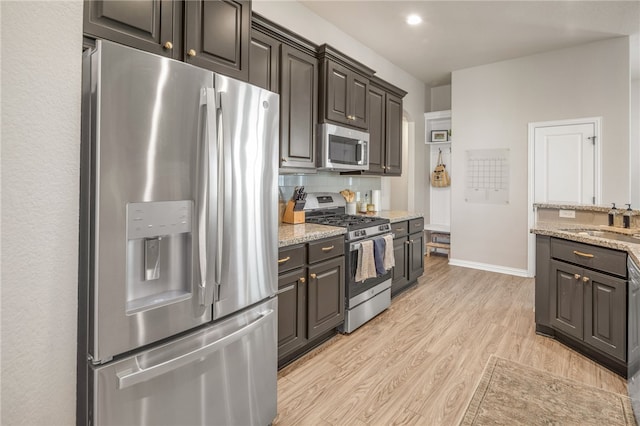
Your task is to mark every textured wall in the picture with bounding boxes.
[1,1,83,424]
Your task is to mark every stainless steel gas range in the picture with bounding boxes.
[304,193,393,333]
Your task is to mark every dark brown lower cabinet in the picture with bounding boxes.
[277,236,345,366]
[391,217,425,297]
[277,267,307,358]
[551,259,626,361]
[307,256,345,340]
[537,236,632,377]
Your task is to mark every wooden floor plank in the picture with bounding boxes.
[274,255,628,425]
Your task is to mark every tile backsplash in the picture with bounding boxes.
[279,172,382,221]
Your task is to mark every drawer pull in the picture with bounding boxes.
[395,228,405,232]
[278,256,291,264]
[321,245,335,252]
[574,274,581,280]
[310,273,317,279]
[582,276,590,282]
[300,277,306,283]
[573,250,594,259]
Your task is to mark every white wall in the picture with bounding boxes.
[451,37,630,272]
[430,85,452,112]
[1,1,83,424]
[253,1,428,214]
[630,33,640,206]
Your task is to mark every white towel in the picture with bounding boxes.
[383,234,395,270]
[355,240,377,282]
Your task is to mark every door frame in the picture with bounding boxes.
[527,117,602,276]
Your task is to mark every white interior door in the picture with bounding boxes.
[534,123,596,204]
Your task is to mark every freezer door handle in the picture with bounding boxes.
[117,308,275,389]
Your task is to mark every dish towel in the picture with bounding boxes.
[355,240,377,282]
[373,237,386,275]
[383,234,395,270]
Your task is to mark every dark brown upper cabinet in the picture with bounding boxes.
[342,76,406,176]
[249,29,279,92]
[318,44,374,131]
[84,0,183,59]
[84,0,250,81]
[250,14,319,172]
[184,0,250,81]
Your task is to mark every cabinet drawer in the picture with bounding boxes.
[391,221,409,237]
[308,236,344,264]
[551,238,627,278]
[409,217,424,234]
[278,245,306,273]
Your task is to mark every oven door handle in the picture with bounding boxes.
[349,233,394,252]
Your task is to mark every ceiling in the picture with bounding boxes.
[298,1,640,87]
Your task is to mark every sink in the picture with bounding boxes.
[562,229,640,244]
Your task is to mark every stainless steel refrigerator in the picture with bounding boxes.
[78,40,279,426]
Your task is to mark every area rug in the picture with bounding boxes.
[460,355,636,425]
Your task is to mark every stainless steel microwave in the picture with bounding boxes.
[317,123,369,171]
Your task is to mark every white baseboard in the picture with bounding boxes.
[448,258,533,278]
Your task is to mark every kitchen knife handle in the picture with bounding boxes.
[117,309,275,389]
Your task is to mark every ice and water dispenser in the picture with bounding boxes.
[126,201,193,314]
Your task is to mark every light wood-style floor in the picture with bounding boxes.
[274,255,628,425]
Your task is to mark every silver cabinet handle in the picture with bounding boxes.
[117,309,275,389]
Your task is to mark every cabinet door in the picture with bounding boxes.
[277,268,307,359]
[408,232,424,281]
[391,236,409,296]
[366,84,385,174]
[184,0,250,80]
[323,61,350,126]
[307,257,345,339]
[280,44,318,170]
[583,270,626,361]
[84,0,181,59]
[384,93,403,176]
[249,30,279,92]
[349,74,369,130]
[550,260,584,340]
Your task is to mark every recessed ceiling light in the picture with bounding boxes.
[406,14,422,26]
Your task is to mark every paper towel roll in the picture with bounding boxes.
[372,190,381,212]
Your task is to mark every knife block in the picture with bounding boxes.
[283,200,305,224]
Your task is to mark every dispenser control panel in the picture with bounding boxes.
[127,200,193,240]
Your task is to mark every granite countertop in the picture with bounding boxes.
[278,223,346,248]
[531,222,640,265]
[535,203,640,215]
[373,210,423,223]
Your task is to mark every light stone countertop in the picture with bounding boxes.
[373,210,423,223]
[278,223,346,248]
[531,222,640,266]
[535,203,640,215]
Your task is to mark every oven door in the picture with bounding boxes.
[346,234,393,303]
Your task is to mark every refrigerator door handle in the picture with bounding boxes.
[200,87,218,307]
[215,92,225,295]
[117,308,275,389]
